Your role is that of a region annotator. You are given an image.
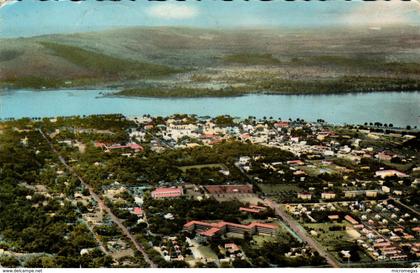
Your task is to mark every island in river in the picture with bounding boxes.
[1,26,420,98]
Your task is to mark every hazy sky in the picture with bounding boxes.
[0,0,420,37]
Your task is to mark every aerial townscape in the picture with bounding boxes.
[1,0,420,270]
[0,114,418,268]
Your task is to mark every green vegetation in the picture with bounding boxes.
[144,197,245,235]
[214,232,326,267]
[257,184,301,194]
[114,76,420,98]
[294,55,420,75]
[0,42,180,89]
[178,164,236,184]
[0,49,23,62]
[304,223,369,263]
[0,127,111,267]
[2,76,65,89]
[1,113,418,268]
[223,53,281,65]
[178,163,227,172]
[2,27,420,95]
[114,86,246,98]
[212,115,237,127]
[257,76,420,94]
[41,42,177,79]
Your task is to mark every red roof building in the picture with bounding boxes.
[412,227,420,233]
[184,220,278,237]
[151,187,183,199]
[345,215,359,225]
[225,243,240,253]
[297,192,312,200]
[133,207,143,217]
[274,121,289,128]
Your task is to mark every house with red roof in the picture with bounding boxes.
[345,215,359,225]
[133,207,143,217]
[274,121,289,128]
[225,243,240,253]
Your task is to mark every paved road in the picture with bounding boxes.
[38,129,157,268]
[264,198,340,268]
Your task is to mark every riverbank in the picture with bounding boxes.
[110,76,420,98]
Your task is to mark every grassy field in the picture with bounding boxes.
[257,183,302,203]
[252,234,277,247]
[197,246,218,260]
[304,223,351,248]
[304,222,373,263]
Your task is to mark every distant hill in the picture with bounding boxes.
[1,26,420,91]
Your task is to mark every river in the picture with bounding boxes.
[0,90,419,127]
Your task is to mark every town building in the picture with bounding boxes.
[297,192,312,200]
[151,187,183,199]
[183,220,278,238]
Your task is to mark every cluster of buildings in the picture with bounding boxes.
[286,199,419,262]
[31,114,417,267]
[156,237,186,262]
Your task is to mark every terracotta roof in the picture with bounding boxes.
[240,207,261,214]
[184,220,277,233]
[345,215,359,225]
[151,187,183,198]
[134,207,143,215]
[153,187,182,194]
[225,243,240,252]
[274,122,289,128]
[199,227,221,237]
